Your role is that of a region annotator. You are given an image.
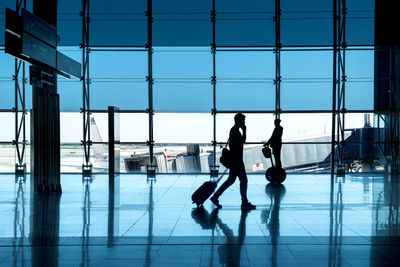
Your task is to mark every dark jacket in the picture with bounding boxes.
[229,126,245,162]
[267,125,283,149]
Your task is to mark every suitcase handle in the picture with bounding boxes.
[216,169,228,183]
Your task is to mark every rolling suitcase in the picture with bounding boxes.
[192,169,228,207]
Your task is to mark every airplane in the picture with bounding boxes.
[59,115,389,174]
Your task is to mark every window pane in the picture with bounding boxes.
[90,113,109,142]
[58,15,81,46]
[58,80,82,111]
[216,113,275,143]
[278,143,332,171]
[153,0,211,46]
[91,143,109,174]
[0,112,14,141]
[153,17,211,46]
[281,50,332,110]
[57,0,81,46]
[0,49,14,78]
[279,113,332,141]
[0,81,14,109]
[122,144,149,173]
[347,50,374,79]
[154,48,211,78]
[60,112,83,143]
[154,83,212,112]
[216,0,275,46]
[57,48,82,111]
[91,82,148,110]
[90,20,147,47]
[282,50,332,78]
[154,113,212,143]
[217,51,275,79]
[60,145,84,173]
[346,81,373,110]
[91,51,147,79]
[281,18,332,47]
[347,2,374,46]
[345,113,374,129]
[89,0,147,46]
[281,0,333,47]
[0,111,31,142]
[281,82,332,110]
[152,143,213,173]
[216,18,274,47]
[120,113,148,142]
[217,83,275,110]
[220,143,333,173]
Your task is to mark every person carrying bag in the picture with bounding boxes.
[211,113,256,210]
[220,140,232,169]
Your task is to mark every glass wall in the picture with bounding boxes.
[0,0,381,174]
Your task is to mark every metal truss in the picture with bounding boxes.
[210,0,218,177]
[13,59,27,175]
[274,0,281,120]
[332,0,347,175]
[81,0,92,175]
[146,0,156,176]
[13,0,27,175]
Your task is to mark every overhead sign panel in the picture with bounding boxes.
[22,32,56,69]
[5,31,24,59]
[22,9,57,48]
[57,51,81,79]
[5,8,81,79]
[5,8,22,37]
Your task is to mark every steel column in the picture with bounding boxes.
[210,0,218,177]
[274,0,281,120]
[335,0,347,174]
[146,0,156,176]
[81,0,92,174]
[13,0,27,176]
[14,60,27,175]
[331,0,338,175]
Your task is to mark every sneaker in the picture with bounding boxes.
[241,201,256,210]
[210,196,222,209]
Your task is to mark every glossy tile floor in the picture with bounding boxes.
[0,173,399,266]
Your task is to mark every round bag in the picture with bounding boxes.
[262,146,272,158]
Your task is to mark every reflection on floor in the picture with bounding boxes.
[0,173,399,266]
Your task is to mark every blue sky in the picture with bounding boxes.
[1,46,374,143]
[53,47,374,112]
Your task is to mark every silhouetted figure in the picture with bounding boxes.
[216,210,250,267]
[191,206,219,230]
[191,207,250,267]
[265,119,283,169]
[211,113,256,210]
[261,184,286,267]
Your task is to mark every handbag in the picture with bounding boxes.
[262,146,272,158]
[220,140,232,168]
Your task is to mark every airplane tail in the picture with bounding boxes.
[90,117,107,157]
